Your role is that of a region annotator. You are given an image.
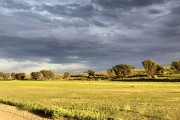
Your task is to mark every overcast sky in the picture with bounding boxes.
[0,0,180,73]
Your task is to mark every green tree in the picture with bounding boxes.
[87,69,95,77]
[15,73,26,80]
[3,73,11,80]
[156,64,164,75]
[40,70,55,79]
[112,64,134,79]
[171,60,180,73]
[11,72,16,80]
[0,72,4,80]
[142,59,164,77]
[31,72,44,80]
[107,68,114,78]
[63,72,70,79]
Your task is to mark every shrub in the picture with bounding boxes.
[107,69,114,78]
[87,69,95,77]
[131,69,146,77]
[156,64,164,75]
[112,64,134,79]
[53,74,62,80]
[3,73,12,80]
[15,73,26,80]
[31,72,44,80]
[40,70,55,79]
[171,60,180,73]
[70,74,86,77]
[142,59,164,77]
[0,72,4,80]
[63,72,70,79]
[11,72,16,80]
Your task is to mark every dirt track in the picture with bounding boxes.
[0,104,52,120]
[0,109,27,120]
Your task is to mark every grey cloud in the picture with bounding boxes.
[0,0,31,10]
[0,0,179,72]
[145,5,180,38]
[91,20,108,27]
[92,0,166,9]
[171,6,180,14]
[37,3,95,18]
[148,9,163,14]
[14,11,52,23]
[0,31,179,69]
[156,27,180,38]
[0,36,107,63]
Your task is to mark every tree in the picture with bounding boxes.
[142,59,164,77]
[171,60,180,73]
[107,69,114,78]
[63,72,70,79]
[156,64,164,74]
[40,70,55,79]
[112,64,134,79]
[0,72,4,80]
[31,72,43,80]
[11,72,16,80]
[15,73,26,80]
[87,69,95,77]
[3,73,11,80]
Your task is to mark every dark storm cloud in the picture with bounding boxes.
[162,6,180,27]
[0,35,131,66]
[0,36,131,60]
[0,0,31,10]
[145,3,180,39]
[37,3,95,18]
[172,6,180,14]
[92,0,166,9]
[0,36,104,62]
[91,20,108,27]
[0,0,180,72]
[148,9,163,14]
[14,11,52,23]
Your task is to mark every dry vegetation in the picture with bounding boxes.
[0,81,180,120]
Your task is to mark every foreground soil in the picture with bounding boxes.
[0,104,52,120]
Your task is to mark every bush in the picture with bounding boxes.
[142,59,164,77]
[171,60,180,74]
[87,69,95,77]
[0,72,4,80]
[3,73,12,80]
[31,72,44,80]
[15,73,26,80]
[70,74,86,77]
[107,69,114,78]
[112,64,134,79]
[40,70,55,79]
[11,72,16,80]
[130,69,146,77]
[63,72,70,79]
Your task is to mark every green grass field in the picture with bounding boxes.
[0,81,180,120]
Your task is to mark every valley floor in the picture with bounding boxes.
[0,103,51,120]
[0,80,180,120]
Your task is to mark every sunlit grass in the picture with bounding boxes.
[0,81,180,119]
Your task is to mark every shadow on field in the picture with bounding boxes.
[30,110,53,119]
[111,78,180,82]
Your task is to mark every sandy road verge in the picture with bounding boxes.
[0,103,52,120]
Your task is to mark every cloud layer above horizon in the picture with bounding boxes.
[0,0,180,73]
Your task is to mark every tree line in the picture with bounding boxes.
[0,70,54,80]
[0,59,179,80]
[107,59,179,79]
